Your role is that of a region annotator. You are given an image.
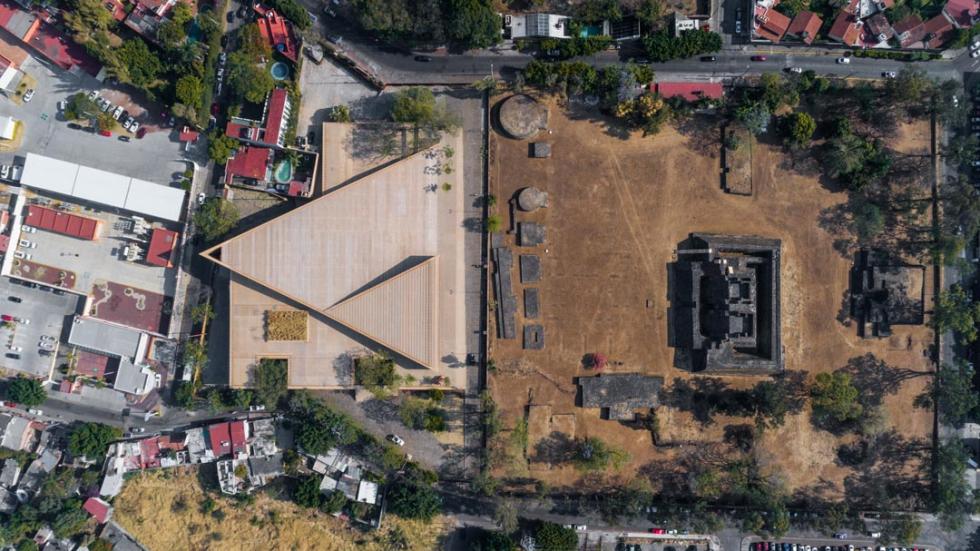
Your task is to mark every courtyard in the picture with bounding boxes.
[486,96,935,499]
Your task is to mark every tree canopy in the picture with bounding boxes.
[390,87,460,131]
[174,75,204,110]
[193,197,239,241]
[784,111,816,148]
[573,437,629,471]
[5,377,46,406]
[534,522,578,551]
[288,392,359,455]
[445,0,500,49]
[386,477,442,521]
[68,422,122,459]
[810,372,863,428]
[253,358,287,409]
[932,284,980,342]
[226,53,275,104]
[116,39,164,89]
[642,30,722,62]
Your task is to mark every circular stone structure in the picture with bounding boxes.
[517,186,549,212]
[498,94,549,140]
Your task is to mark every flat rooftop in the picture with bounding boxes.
[67,316,147,360]
[208,127,466,388]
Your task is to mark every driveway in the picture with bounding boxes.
[0,55,205,182]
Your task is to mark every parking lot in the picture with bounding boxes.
[0,53,205,182]
[0,275,80,378]
[18,194,178,298]
[748,541,935,551]
[296,54,387,145]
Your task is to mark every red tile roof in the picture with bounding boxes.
[0,235,8,254]
[893,15,926,46]
[254,5,298,62]
[208,422,232,457]
[944,0,977,27]
[178,126,200,142]
[83,497,112,524]
[923,13,955,47]
[139,436,161,468]
[229,420,247,455]
[263,88,289,146]
[25,205,100,240]
[653,81,724,102]
[75,350,111,378]
[225,146,271,183]
[786,11,822,43]
[146,227,178,268]
[225,121,257,141]
[828,11,863,46]
[755,6,791,42]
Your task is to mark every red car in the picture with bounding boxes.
[136,127,147,139]
[99,130,111,137]
[750,55,768,61]
[1,314,12,322]
[649,528,665,534]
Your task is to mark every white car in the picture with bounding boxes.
[112,106,124,120]
[882,71,896,78]
[129,121,140,134]
[122,116,134,131]
[22,89,34,102]
[99,99,112,112]
[249,404,266,411]
[12,251,29,260]
[38,341,54,351]
[14,318,29,324]
[87,90,99,101]
[7,345,20,352]
[787,67,803,73]
[197,192,206,205]
[20,225,35,233]
[972,50,980,58]
[837,57,851,64]
[18,239,35,248]
[27,408,42,416]
[0,165,9,180]
[10,166,22,182]
[971,40,980,50]
[57,100,67,112]
[40,335,54,342]
[387,434,405,447]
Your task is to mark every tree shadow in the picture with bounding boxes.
[563,100,633,140]
[673,114,722,158]
[532,431,579,464]
[838,353,929,408]
[840,430,930,510]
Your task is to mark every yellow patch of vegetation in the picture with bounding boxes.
[114,469,448,551]
[265,310,308,341]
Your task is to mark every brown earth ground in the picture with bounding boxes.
[487,96,934,498]
[114,469,448,551]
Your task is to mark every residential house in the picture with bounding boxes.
[224,145,272,187]
[254,4,299,62]
[865,13,894,42]
[673,13,699,37]
[20,449,60,496]
[653,81,724,102]
[828,10,863,46]
[754,5,791,42]
[785,11,822,44]
[0,458,21,488]
[83,497,113,524]
[893,15,926,47]
[505,13,571,39]
[225,88,292,149]
[0,413,37,451]
[124,0,178,43]
[943,0,977,28]
[922,12,956,48]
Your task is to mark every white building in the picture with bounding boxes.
[506,13,571,39]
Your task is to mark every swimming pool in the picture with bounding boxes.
[273,160,293,183]
[270,62,289,81]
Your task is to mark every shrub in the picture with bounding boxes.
[254,358,287,409]
[67,422,122,460]
[5,377,46,406]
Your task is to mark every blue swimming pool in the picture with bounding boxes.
[270,62,289,81]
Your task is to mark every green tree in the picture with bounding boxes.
[208,134,240,164]
[886,66,935,106]
[116,39,164,88]
[173,380,196,408]
[15,540,38,551]
[96,112,116,133]
[636,0,664,26]
[328,105,352,123]
[289,393,358,454]
[5,377,46,406]
[386,478,442,521]
[238,23,272,60]
[445,0,500,49]
[253,358,287,409]
[68,422,122,459]
[226,53,275,103]
[157,20,187,50]
[193,198,240,241]
[810,372,863,428]
[390,87,459,131]
[932,284,980,342]
[735,101,771,135]
[917,361,979,427]
[51,505,89,538]
[785,111,816,148]
[879,515,921,545]
[354,352,397,395]
[88,540,113,551]
[642,30,722,62]
[233,389,254,409]
[320,490,347,514]
[852,198,885,241]
[474,529,514,551]
[573,437,629,471]
[191,303,215,325]
[175,75,204,109]
[294,475,322,508]
[768,503,790,538]
[66,92,100,120]
[534,522,578,551]
[266,0,311,28]
[935,439,974,530]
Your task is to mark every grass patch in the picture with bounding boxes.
[265,310,308,341]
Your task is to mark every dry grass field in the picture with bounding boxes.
[487,96,935,500]
[114,469,448,551]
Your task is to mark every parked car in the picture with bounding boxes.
[249,404,266,411]
[787,66,803,73]
[20,225,35,233]
[10,166,21,182]
[57,100,67,112]
[2,315,13,322]
[87,89,99,100]
[22,89,34,102]
[837,57,851,64]
[99,99,112,112]
[973,50,980,58]
[971,40,980,50]
[834,533,848,539]
[136,127,147,139]
[99,130,111,137]
[27,408,42,416]
[387,434,405,446]
[0,165,9,180]
[12,251,29,260]
[5,353,20,360]
[38,341,54,351]
[882,71,896,78]
[7,345,21,352]
[226,10,234,22]
[649,528,666,534]
[197,192,206,205]
[67,122,83,130]
[14,317,29,324]
[112,106,124,120]
[39,335,53,342]
[118,136,130,142]
[700,55,717,62]
[413,55,432,62]
[18,239,35,248]
[750,55,767,61]
[7,297,20,303]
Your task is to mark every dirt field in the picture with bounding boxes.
[114,469,449,551]
[487,97,934,498]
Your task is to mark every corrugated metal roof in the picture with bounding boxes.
[20,153,186,222]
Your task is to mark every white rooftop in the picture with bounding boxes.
[67,316,146,360]
[20,153,186,222]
